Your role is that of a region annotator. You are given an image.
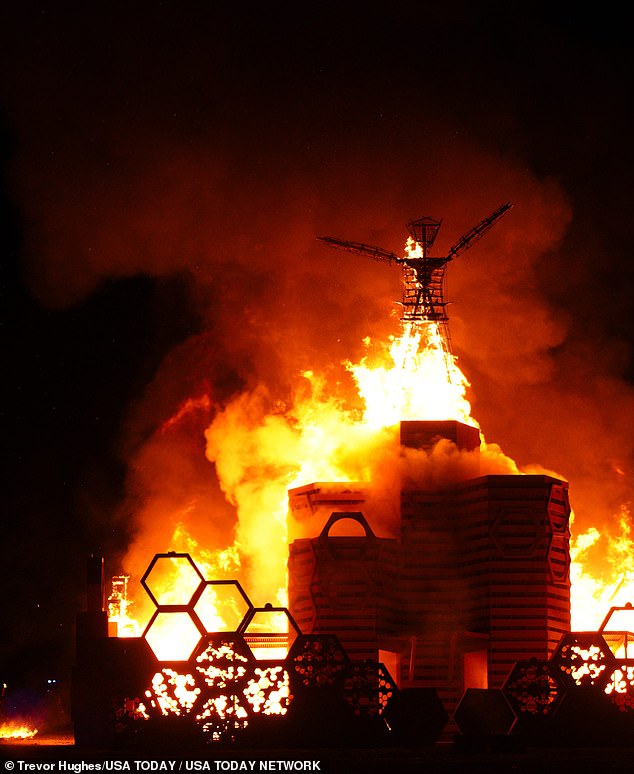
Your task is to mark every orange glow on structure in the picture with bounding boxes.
[113,251,633,645]
[115,316,484,640]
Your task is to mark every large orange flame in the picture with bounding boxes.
[348,322,475,428]
[570,505,634,631]
[115,304,633,646]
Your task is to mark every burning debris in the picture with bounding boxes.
[0,676,67,743]
[0,721,38,740]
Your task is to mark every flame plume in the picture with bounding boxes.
[348,322,475,428]
[118,315,504,633]
[116,312,633,642]
[570,505,634,631]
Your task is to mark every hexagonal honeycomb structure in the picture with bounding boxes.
[141,552,205,607]
[502,658,565,718]
[342,661,397,717]
[193,636,255,741]
[194,581,253,634]
[604,660,634,713]
[145,666,203,715]
[240,605,301,661]
[288,634,349,689]
[453,688,516,737]
[550,632,615,689]
[144,610,203,662]
[243,665,293,716]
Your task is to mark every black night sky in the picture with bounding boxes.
[1,2,634,698]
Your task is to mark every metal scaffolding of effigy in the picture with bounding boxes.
[318,202,513,370]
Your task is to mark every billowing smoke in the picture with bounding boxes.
[3,6,633,621]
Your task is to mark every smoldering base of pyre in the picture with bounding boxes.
[73,421,634,750]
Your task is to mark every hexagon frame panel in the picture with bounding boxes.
[453,688,516,737]
[145,666,204,717]
[243,665,293,717]
[288,633,349,689]
[503,658,565,718]
[550,632,616,690]
[143,609,204,663]
[239,605,302,662]
[141,552,205,608]
[193,580,253,634]
[343,661,398,717]
[604,659,634,714]
[192,635,255,742]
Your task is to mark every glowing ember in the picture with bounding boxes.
[146,669,201,716]
[243,666,291,715]
[565,645,608,685]
[605,664,634,712]
[0,721,38,740]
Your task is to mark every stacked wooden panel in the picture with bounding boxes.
[397,488,466,705]
[453,475,571,689]
[287,482,367,543]
[288,533,398,661]
[287,421,571,713]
